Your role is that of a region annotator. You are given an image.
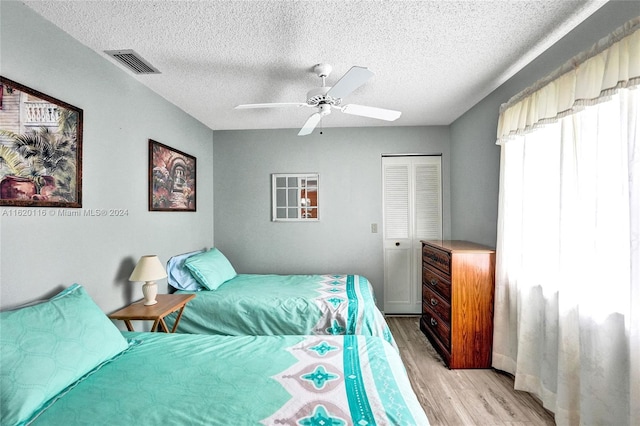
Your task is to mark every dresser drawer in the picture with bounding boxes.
[420,316,452,366]
[422,244,451,275]
[423,286,451,323]
[422,306,451,350]
[422,265,451,300]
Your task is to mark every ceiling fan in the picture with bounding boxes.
[235,63,402,136]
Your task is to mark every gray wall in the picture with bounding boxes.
[449,0,639,247]
[211,126,451,302]
[0,1,214,311]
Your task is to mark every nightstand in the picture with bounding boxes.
[109,293,196,333]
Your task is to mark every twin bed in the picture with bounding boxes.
[1,249,429,425]
[164,248,398,348]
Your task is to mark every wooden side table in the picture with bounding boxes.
[109,293,196,333]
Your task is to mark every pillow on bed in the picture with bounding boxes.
[184,248,237,290]
[166,249,206,291]
[0,284,129,426]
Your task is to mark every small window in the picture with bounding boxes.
[271,173,318,221]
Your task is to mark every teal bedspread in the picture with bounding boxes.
[166,274,397,349]
[30,333,429,425]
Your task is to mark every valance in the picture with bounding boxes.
[497,17,640,144]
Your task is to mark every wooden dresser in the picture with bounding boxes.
[420,240,496,369]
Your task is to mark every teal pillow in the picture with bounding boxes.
[184,248,237,290]
[0,284,129,426]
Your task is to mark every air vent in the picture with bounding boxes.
[104,49,160,74]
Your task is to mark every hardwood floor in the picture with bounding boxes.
[386,316,555,426]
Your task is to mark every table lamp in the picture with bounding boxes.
[129,255,167,305]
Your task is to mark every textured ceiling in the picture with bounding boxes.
[23,0,607,132]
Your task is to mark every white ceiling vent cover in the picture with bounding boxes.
[104,49,160,74]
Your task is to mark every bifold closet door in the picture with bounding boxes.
[382,155,442,314]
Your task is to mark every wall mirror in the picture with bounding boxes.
[271,173,318,221]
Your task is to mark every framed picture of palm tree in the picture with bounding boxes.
[0,76,83,207]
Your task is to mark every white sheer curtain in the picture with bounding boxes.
[493,19,639,426]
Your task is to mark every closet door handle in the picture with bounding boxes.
[395,242,400,246]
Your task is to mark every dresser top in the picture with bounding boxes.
[422,240,495,253]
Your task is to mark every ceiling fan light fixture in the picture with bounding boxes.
[235,63,402,136]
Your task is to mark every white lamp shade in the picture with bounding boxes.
[129,255,167,282]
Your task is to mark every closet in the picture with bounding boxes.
[382,155,442,314]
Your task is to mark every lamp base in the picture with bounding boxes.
[142,281,158,305]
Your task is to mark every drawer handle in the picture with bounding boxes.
[430,298,438,306]
[430,317,438,327]
[430,278,438,286]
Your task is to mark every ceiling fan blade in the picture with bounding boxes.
[298,113,322,136]
[235,102,308,109]
[326,66,374,99]
[341,104,401,121]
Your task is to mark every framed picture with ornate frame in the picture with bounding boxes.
[0,76,83,207]
[148,139,196,211]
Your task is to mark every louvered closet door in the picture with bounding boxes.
[383,156,442,314]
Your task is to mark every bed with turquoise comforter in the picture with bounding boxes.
[164,249,396,348]
[2,284,428,425]
[30,333,427,425]
[166,273,397,349]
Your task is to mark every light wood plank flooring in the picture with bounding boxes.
[386,316,555,426]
